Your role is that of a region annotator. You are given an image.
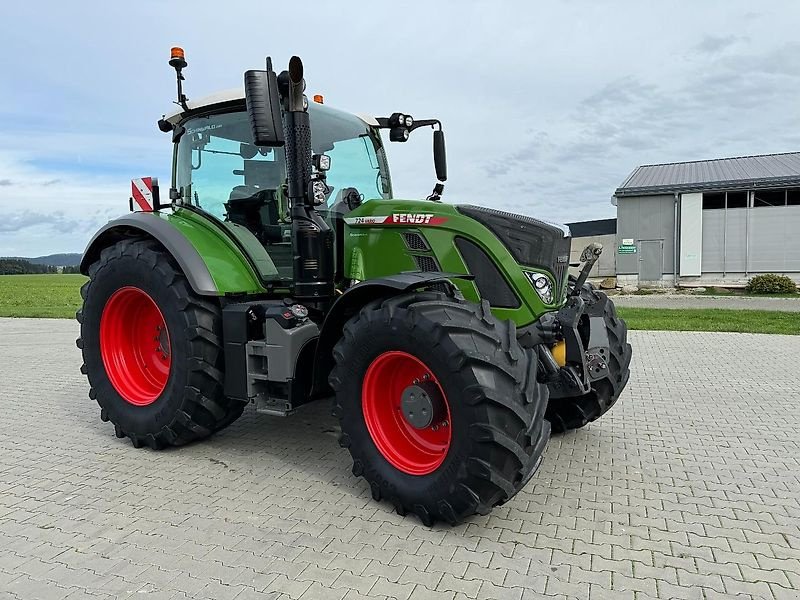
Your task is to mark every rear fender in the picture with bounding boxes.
[80,211,265,296]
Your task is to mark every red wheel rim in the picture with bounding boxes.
[100,287,171,406]
[362,351,451,475]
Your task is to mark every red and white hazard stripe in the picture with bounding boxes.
[131,177,154,212]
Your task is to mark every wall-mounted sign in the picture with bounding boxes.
[622,238,634,245]
[618,244,637,254]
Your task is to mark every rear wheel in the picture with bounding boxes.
[76,239,245,448]
[546,283,632,433]
[330,293,550,525]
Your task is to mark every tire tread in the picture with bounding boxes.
[76,238,244,448]
[330,292,550,525]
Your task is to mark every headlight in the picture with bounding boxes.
[311,179,328,205]
[525,272,553,304]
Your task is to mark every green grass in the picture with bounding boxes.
[618,307,800,335]
[0,274,87,318]
[1,274,798,335]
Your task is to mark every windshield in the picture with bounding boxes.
[175,104,391,217]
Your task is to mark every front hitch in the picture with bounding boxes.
[572,242,603,296]
[547,279,614,398]
[548,295,593,397]
[520,242,610,397]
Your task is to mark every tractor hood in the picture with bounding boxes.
[341,198,573,327]
[456,205,572,282]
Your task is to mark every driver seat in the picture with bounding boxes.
[225,186,283,243]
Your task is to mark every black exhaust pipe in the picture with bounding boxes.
[282,56,334,304]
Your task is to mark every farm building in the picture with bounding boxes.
[613,152,800,287]
[566,218,616,278]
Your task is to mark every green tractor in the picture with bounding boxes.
[77,50,631,525]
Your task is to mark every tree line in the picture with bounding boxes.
[0,259,81,275]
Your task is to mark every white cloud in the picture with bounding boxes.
[0,152,130,256]
[2,0,800,253]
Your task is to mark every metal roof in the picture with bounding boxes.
[615,152,800,197]
[566,218,616,238]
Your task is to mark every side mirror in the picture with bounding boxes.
[433,129,447,182]
[244,60,285,147]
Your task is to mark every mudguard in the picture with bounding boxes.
[310,271,473,396]
[80,210,266,296]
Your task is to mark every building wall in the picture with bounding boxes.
[699,204,800,283]
[616,192,800,287]
[615,194,676,283]
[570,234,616,277]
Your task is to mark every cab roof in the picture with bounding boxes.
[164,88,379,128]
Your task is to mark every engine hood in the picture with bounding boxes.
[456,205,572,280]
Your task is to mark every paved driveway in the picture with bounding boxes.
[612,294,800,312]
[1,318,799,600]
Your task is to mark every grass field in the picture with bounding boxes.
[1,274,798,334]
[617,307,799,335]
[0,274,87,319]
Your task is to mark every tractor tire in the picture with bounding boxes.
[329,292,550,526]
[546,282,632,433]
[76,238,245,449]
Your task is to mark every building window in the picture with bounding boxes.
[702,191,748,209]
[753,189,786,207]
[726,191,747,208]
[787,189,800,206]
[702,192,725,210]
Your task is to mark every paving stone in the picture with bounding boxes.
[2,321,799,600]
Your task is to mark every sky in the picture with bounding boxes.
[2,1,800,256]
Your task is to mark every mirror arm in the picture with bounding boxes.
[408,119,440,132]
[374,117,441,132]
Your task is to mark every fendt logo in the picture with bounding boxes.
[392,213,434,224]
[391,213,448,225]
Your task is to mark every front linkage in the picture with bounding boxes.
[520,244,632,431]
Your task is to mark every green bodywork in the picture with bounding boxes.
[344,199,565,327]
[148,198,565,327]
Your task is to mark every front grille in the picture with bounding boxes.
[457,204,571,301]
[402,231,430,251]
[414,255,439,272]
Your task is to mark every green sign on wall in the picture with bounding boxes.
[618,244,637,254]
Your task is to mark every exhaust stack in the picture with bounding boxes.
[281,57,335,304]
[244,56,335,305]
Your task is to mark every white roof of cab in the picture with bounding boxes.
[164,87,379,127]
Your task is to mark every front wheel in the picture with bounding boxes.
[330,293,550,525]
[546,284,632,433]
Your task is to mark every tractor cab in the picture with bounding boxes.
[166,97,392,283]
